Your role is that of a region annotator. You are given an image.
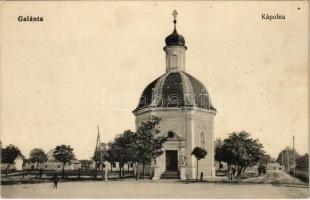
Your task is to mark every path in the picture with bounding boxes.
[2,180,309,198]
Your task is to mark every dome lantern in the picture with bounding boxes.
[164,10,187,73]
[164,10,187,49]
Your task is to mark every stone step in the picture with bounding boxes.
[161,171,180,179]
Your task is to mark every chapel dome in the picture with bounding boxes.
[165,29,186,47]
[133,71,216,113]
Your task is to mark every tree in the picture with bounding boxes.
[191,147,207,181]
[296,153,309,171]
[214,138,223,171]
[221,131,264,176]
[1,144,23,177]
[29,148,48,170]
[258,154,272,168]
[53,145,75,178]
[276,147,300,170]
[106,130,137,179]
[134,116,167,179]
[105,116,166,180]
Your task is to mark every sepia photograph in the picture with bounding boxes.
[0,1,309,198]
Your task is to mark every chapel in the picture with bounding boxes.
[133,10,216,179]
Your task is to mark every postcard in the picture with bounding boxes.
[1,1,308,198]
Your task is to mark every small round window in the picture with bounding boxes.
[167,131,175,138]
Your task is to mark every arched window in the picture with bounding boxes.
[172,55,178,68]
[200,131,206,148]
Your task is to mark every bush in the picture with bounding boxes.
[295,171,309,183]
[290,170,309,183]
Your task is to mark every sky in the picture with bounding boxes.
[1,1,308,160]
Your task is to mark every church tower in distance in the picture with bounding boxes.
[133,10,216,179]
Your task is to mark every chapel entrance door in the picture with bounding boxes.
[165,150,178,171]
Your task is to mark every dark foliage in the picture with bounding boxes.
[220,131,265,176]
[53,145,75,178]
[29,148,48,169]
[191,147,207,180]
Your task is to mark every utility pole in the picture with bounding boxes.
[293,135,296,176]
[286,148,290,171]
[281,151,284,166]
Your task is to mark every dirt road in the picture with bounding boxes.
[2,180,309,198]
[242,169,306,185]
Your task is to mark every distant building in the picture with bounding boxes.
[215,161,228,171]
[1,156,23,171]
[80,160,93,170]
[267,162,285,170]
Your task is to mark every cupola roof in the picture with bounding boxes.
[164,9,186,49]
[133,71,216,113]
